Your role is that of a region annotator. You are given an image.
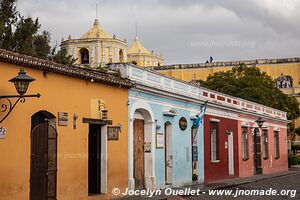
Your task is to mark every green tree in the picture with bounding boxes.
[12,16,40,56]
[0,0,17,50]
[49,44,76,65]
[0,0,73,65]
[196,64,300,121]
[34,30,51,59]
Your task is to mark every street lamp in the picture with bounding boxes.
[9,69,35,95]
[0,69,40,123]
[255,117,265,128]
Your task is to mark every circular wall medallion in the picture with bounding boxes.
[179,117,188,131]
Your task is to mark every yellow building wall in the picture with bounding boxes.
[158,63,300,85]
[128,55,163,67]
[160,66,232,81]
[0,62,129,200]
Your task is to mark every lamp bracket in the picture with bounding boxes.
[0,93,40,123]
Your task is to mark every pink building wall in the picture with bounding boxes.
[238,114,288,177]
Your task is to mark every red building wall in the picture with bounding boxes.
[204,114,239,182]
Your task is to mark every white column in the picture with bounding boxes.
[101,42,105,64]
[72,47,76,60]
[90,46,95,65]
[95,45,100,66]
[124,49,128,62]
[114,47,118,62]
[109,46,112,63]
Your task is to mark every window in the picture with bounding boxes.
[80,48,89,64]
[242,127,249,160]
[210,122,219,161]
[274,131,280,159]
[263,129,269,159]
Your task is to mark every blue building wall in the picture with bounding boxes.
[129,90,205,188]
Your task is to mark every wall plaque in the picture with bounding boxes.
[179,117,188,131]
[144,142,151,153]
[58,112,68,126]
[0,127,6,139]
[156,132,164,149]
[107,126,120,140]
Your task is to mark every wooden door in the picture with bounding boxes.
[133,119,145,189]
[253,128,262,175]
[30,121,57,200]
[88,125,101,194]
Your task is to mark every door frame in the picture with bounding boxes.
[133,119,145,189]
[30,111,57,200]
[164,121,172,185]
[227,130,234,176]
[128,102,156,190]
[88,124,102,195]
[83,118,109,194]
[253,128,262,175]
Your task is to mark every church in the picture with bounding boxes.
[61,19,164,68]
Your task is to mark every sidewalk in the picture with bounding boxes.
[118,168,299,200]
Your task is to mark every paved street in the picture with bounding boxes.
[185,171,299,199]
[119,169,300,200]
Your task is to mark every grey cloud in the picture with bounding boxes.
[17,0,300,64]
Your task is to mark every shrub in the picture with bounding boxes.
[291,145,300,154]
[289,155,300,166]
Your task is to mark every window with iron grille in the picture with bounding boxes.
[242,127,249,160]
[263,129,269,159]
[210,122,219,161]
[274,131,280,159]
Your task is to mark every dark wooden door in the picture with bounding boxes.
[88,125,101,194]
[47,124,57,199]
[30,121,57,200]
[133,119,145,189]
[253,128,262,175]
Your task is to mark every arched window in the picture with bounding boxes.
[132,61,137,65]
[80,48,89,64]
[275,74,293,88]
[119,50,124,63]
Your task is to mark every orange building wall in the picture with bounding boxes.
[0,62,129,199]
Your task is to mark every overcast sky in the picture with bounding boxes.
[17,0,300,65]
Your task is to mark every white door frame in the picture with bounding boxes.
[128,101,156,190]
[165,122,173,185]
[228,130,234,176]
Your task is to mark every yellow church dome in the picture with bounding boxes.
[128,36,150,54]
[80,19,112,39]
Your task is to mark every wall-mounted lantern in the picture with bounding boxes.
[0,69,40,123]
[255,117,265,129]
[98,100,108,120]
[155,119,161,131]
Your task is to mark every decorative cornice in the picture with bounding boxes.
[108,63,288,122]
[0,49,133,87]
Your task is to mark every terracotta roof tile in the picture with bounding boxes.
[0,49,133,87]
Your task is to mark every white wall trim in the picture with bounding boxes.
[241,121,250,127]
[210,118,220,122]
[128,101,156,189]
[129,96,287,129]
[101,125,108,194]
